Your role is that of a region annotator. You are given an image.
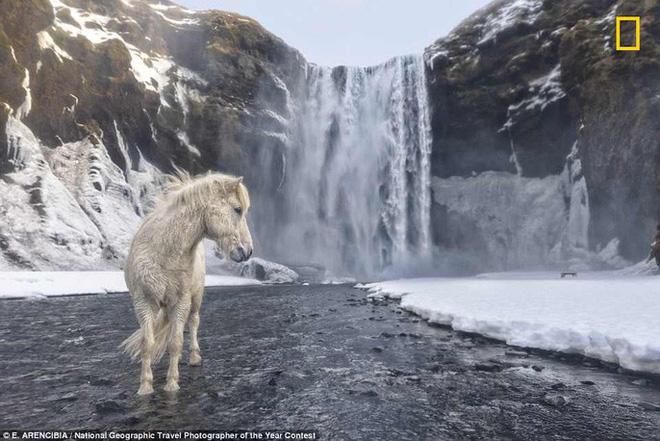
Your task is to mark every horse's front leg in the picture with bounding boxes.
[188,287,204,366]
[164,300,190,393]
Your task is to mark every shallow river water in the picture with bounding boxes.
[1,285,659,439]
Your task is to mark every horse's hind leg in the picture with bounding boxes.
[137,307,156,395]
[164,299,191,392]
[188,286,204,366]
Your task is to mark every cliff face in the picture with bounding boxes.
[425,0,659,266]
[0,0,304,269]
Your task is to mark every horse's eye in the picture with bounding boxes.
[234,207,242,215]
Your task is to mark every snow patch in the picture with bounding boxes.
[151,9,199,27]
[478,0,543,45]
[15,68,32,120]
[177,131,201,157]
[424,43,449,71]
[0,271,260,299]
[9,45,17,62]
[359,276,660,374]
[148,2,196,15]
[502,64,566,131]
[37,31,72,62]
[597,4,618,51]
[49,0,177,95]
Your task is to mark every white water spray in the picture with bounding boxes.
[263,55,432,277]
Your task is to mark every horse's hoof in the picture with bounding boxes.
[137,384,154,396]
[189,353,202,366]
[163,382,180,393]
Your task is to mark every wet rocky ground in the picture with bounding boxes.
[1,284,659,440]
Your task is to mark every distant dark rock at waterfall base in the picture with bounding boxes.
[216,257,301,284]
[0,0,658,275]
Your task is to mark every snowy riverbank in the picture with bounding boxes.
[358,272,660,374]
[0,271,260,299]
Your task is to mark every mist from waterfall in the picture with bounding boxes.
[257,55,433,278]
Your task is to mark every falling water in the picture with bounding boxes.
[261,55,433,277]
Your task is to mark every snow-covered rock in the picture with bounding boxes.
[237,258,300,283]
[203,241,299,283]
[0,114,163,270]
[212,255,299,284]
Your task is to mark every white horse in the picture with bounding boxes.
[121,172,253,395]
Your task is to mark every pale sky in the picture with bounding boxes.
[174,0,491,66]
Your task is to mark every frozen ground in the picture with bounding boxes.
[359,269,660,374]
[0,271,259,299]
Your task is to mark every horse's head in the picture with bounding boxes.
[204,176,253,263]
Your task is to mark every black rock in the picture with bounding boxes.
[122,416,141,426]
[550,382,567,390]
[474,362,503,373]
[360,390,378,397]
[543,394,569,407]
[94,400,124,414]
[206,391,221,400]
[89,378,114,387]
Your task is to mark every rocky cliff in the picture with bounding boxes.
[425,0,659,269]
[0,0,304,269]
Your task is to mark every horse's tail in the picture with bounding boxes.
[120,309,173,363]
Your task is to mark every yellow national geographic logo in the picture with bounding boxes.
[615,16,640,51]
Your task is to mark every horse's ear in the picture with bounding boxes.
[234,176,244,187]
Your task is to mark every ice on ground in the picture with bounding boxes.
[359,273,660,374]
[0,271,260,299]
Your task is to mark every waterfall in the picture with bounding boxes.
[259,55,432,277]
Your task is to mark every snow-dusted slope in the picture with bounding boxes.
[0,0,304,270]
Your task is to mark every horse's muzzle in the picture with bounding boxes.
[230,245,253,263]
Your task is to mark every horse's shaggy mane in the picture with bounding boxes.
[157,170,250,212]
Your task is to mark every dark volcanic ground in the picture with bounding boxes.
[1,284,659,440]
